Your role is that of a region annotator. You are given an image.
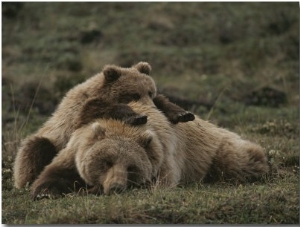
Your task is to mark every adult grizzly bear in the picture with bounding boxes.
[31,101,268,199]
[13,62,194,189]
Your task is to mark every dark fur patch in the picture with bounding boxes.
[31,166,86,200]
[78,98,147,127]
[23,137,57,182]
[118,92,141,104]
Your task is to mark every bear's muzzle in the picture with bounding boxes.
[103,165,128,195]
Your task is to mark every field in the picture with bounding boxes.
[2,2,299,224]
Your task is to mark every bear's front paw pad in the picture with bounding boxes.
[126,115,148,126]
[177,112,195,123]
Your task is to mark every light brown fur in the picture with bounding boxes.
[14,61,195,190]
[31,101,268,198]
[14,62,157,189]
[77,102,269,188]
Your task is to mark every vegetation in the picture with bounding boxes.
[2,2,299,224]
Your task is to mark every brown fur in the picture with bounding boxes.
[152,94,195,124]
[31,121,156,199]
[13,137,57,188]
[14,62,194,189]
[14,62,156,189]
[31,102,268,199]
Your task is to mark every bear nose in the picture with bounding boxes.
[108,182,126,194]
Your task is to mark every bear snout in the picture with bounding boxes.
[102,162,150,195]
[103,166,128,195]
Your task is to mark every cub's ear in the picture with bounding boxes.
[91,122,106,140]
[138,130,154,149]
[103,65,122,83]
[133,62,151,75]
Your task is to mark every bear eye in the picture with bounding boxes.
[106,160,113,168]
[132,93,141,101]
[119,93,140,103]
[148,91,153,98]
[144,137,152,148]
[127,165,138,173]
[101,160,113,170]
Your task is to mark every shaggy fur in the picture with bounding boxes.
[14,62,194,189]
[30,102,268,199]
[13,137,57,188]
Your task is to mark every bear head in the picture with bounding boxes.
[75,120,164,195]
[101,62,157,106]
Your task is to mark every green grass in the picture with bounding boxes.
[2,176,299,224]
[2,2,299,224]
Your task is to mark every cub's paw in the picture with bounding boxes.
[170,111,195,124]
[177,111,195,123]
[31,180,71,201]
[125,115,148,126]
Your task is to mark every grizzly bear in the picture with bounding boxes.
[30,101,268,199]
[31,122,155,198]
[13,62,194,189]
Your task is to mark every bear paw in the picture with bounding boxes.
[35,192,60,200]
[172,112,195,124]
[31,179,72,201]
[125,115,148,126]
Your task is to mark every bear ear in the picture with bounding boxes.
[103,65,122,83]
[138,130,154,149]
[91,122,106,139]
[133,62,152,75]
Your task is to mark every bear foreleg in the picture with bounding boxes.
[30,148,86,200]
[153,94,195,124]
[77,97,148,127]
[13,136,57,189]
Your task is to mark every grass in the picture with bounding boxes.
[2,177,299,224]
[2,2,299,224]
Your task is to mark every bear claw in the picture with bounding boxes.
[35,193,51,200]
[33,190,61,201]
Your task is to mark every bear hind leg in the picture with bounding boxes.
[242,144,269,181]
[204,141,269,184]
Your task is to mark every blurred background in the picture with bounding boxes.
[2,2,299,135]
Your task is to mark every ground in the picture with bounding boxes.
[2,2,299,224]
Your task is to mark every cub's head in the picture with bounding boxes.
[102,62,156,106]
[76,121,163,195]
